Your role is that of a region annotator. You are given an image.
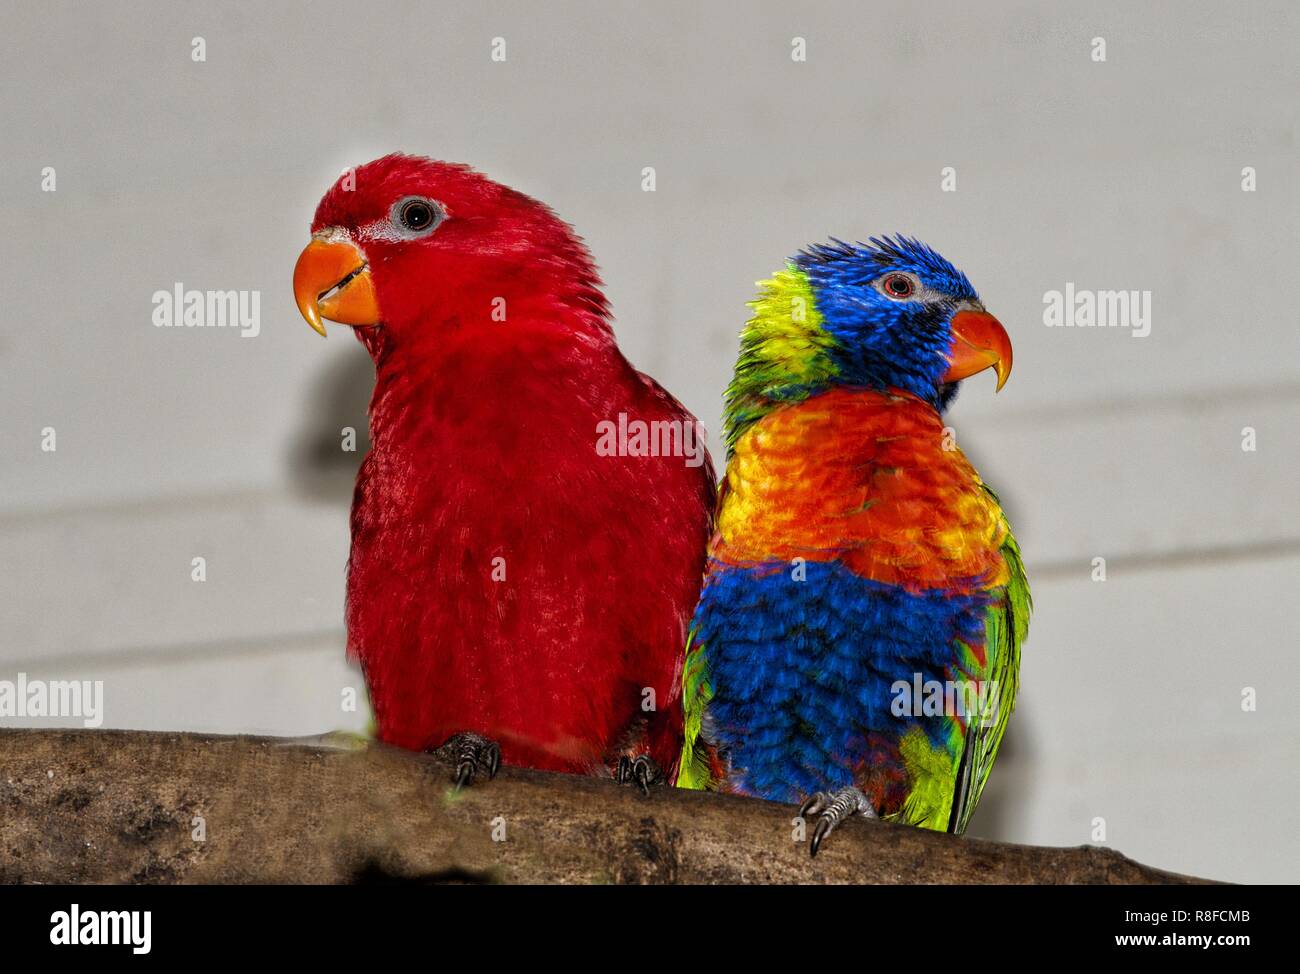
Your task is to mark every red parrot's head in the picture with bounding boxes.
[293,153,609,351]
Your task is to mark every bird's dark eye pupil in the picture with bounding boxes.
[402,202,432,230]
[887,275,912,296]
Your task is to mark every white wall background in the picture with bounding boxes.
[1,1,1296,882]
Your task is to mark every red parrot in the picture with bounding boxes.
[291,154,715,786]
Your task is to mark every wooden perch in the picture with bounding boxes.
[0,729,1211,884]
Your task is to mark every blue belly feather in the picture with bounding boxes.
[692,558,990,803]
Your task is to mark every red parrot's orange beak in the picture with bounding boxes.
[292,235,380,336]
[942,309,1012,391]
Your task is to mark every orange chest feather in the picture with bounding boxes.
[715,388,1008,592]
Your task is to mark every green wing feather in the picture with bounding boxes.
[948,486,1031,833]
[676,630,717,790]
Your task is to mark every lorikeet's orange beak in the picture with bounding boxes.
[292,235,380,336]
[943,309,1012,391]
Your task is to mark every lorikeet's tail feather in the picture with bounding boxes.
[946,734,974,833]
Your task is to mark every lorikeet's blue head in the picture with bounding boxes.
[794,236,1010,410]
[722,235,1012,451]
[722,234,1013,449]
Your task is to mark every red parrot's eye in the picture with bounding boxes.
[882,274,915,299]
[400,200,436,231]
[389,195,445,237]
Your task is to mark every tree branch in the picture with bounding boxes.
[0,730,1212,884]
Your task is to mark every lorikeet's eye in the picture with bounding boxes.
[390,196,444,237]
[879,273,917,299]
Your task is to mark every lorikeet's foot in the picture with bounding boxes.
[799,787,877,857]
[431,732,502,791]
[615,754,664,795]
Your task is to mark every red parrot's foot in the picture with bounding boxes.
[615,754,664,796]
[799,787,876,858]
[430,732,502,791]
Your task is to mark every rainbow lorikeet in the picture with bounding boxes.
[676,236,1030,854]
[292,154,714,787]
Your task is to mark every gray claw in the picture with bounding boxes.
[799,786,875,858]
[435,732,501,791]
[799,791,828,819]
[811,816,835,857]
[616,754,663,796]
